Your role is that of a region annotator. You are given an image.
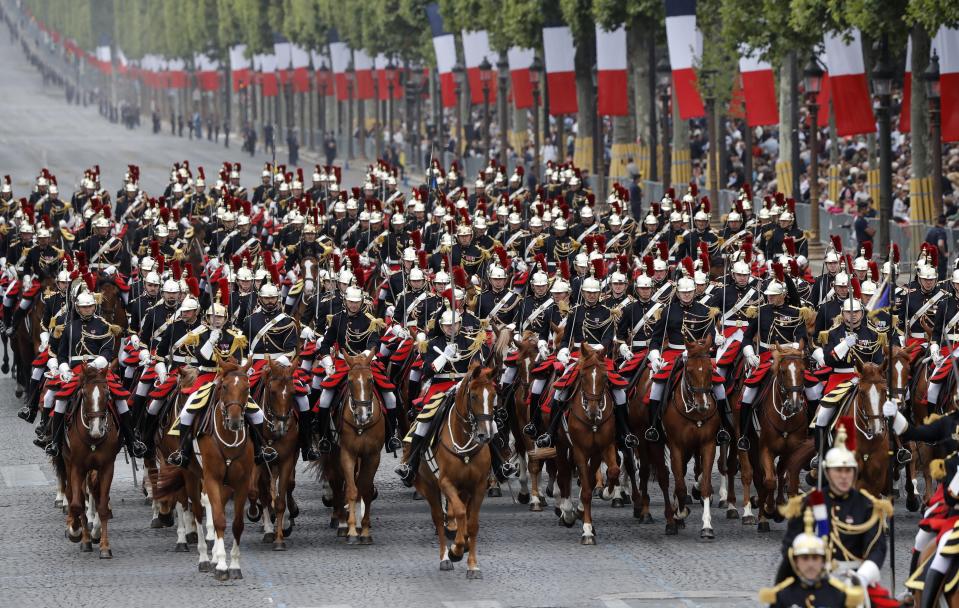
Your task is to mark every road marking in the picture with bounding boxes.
[0,464,51,487]
[602,600,633,608]
[442,602,503,608]
[600,592,754,601]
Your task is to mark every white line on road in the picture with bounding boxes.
[0,463,51,487]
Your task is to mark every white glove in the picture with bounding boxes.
[209,328,222,342]
[443,343,457,358]
[59,362,73,382]
[104,265,117,276]
[714,332,725,347]
[538,340,550,360]
[557,348,571,364]
[359,254,370,266]
[514,333,523,345]
[39,331,49,351]
[91,356,108,370]
[22,275,32,291]
[47,357,59,372]
[321,355,335,376]
[138,349,151,365]
[128,334,140,349]
[930,343,942,360]
[743,345,761,369]
[394,326,409,340]
[882,399,898,418]
[516,261,528,273]
[416,332,427,344]
[619,343,633,360]
[811,347,825,367]
[275,355,291,367]
[386,305,395,318]
[951,349,959,360]
[844,333,857,347]
[299,326,316,341]
[855,560,880,587]
[834,340,851,359]
[155,361,168,384]
[506,323,516,331]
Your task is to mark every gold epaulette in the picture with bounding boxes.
[925,412,944,425]
[757,577,793,604]
[744,305,758,319]
[417,338,428,354]
[763,229,773,240]
[173,249,185,261]
[535,237,545,248]
[819,330,829,346]
[184,227,194,239]
[799,306,816,325]
[859,488,894,519]
[108,323,122,337]
[61,202,72,211]
[708,307,720,320]
[42,287,55,298]
[780,493,806,519]
[0,225,8,235]
[675,235,684,245]
[326,314,333,326]
[803,230,813,240]
[931,458,947,480]
[426,318,435,332]
[610,307,622,322]
[365,313,386,331]
[717,237,725,246]
[52,324,64,339]
[571,239,581,249]
[181,331,201,348]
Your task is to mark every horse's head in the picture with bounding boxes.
[682,335,715,415]
[218,361,251,432]
[344,351,376,426]
[577,344,608,422]
[301,257,318,297]
[513,331,539,385]
[855,362,888,437]
[80,366,110,440]
[264,358,297,436]
[772,343,806,416]
[96,279,126,330]
[889,345,913,404]
[460,363,497,444]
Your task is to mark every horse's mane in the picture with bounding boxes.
[859,362,886,383]
[81,365,109,382]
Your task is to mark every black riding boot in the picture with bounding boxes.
[614,403,639,448]
[395,432,427,487]
[18,378,41,423]
[489,445,516,482]
[908,549,922,578]
[250,421,278,465]
[384,409,403,453]
[2,304,15,336]
[43,411,65,456]
[524,391,545,437]
[645,398,662,442]
[7,306,25,337]
[167,423,194,468]
[315,409,333,453]
[810,426,825,470]
[138,411,159,459]
[716,399,732,444]
[922,568,946,608]
[118,411,147,457]
[535,396,566,448]
[297,409,320,461]
[737,403,753,451]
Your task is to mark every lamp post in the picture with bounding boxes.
[803,52,824,254]
[452,61,465,159]
[701,67,718,206]
[408,67,425,172]
[656,56,672,190]
[497,56,509,167]
[872,37,894,258]
[346,59,355,161]
[592,64,604,205]
[530,55,543,185]
[924,50,943,212]
[372,64,382,158]
[648,39,658,182]
[386,58,396,156]
[480,57,493,160]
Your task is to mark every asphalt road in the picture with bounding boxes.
[0,28,918,608]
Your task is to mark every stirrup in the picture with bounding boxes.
[34,435,50,449]
[394,462,415,487]
[623,433,640,449]
[255,446,278,465]
[44,442,60,456]
[897,447,913,464]
[717,429,731,444]
[386,436,403,453]
[809,455,819,470]
[130,439,147,458]
[737,436,750,451]
[535,433,553,448]
[500,461,517,478]
[167,450,188,468]
[17,406,37,423]
[317,437,333,454]
[301,446,321,461]
[644,427,660,442]
[523,422,538,438]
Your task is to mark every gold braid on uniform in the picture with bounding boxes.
[263,317,297,352]
[767,310,804,344]
[583,310,613,344]
[680,309,714,343]
[828,491,891,563]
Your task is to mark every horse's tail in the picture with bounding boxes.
[51,450,67,485]
[154,465,186,500]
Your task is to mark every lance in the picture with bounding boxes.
[885,242,897,591]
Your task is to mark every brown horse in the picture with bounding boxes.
[414,363,495,578]
[53,366,121,558]
[505,333,547,510]
[755,346,808,533]
[96,277,128,334]
[553,344,620,545]
[253,360,301,550]
[853,361,891,497]
[887,345,923,512]
[904,344,950,508]
[662,336,720,538]
[911,540,959,607]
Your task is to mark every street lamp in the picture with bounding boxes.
[452,60,465,159]
[346,58,355,160]
[497,56,509,167]
[480,57,493,160]
[803,52,825,253]
[372,62,382,158]
[700,67,718,206]
[924,50,943,212]
[408,66,426,172]
[872,37,894,258]
[656,55,672,189]
[530,55,543,185]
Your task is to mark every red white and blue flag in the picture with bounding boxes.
[507,47,535,109]
[738,48,778,127]
[595,25,628,116]
[542,25,577,116]
[664,0,704,119]
[462,30,499,105]
[823,30,875,136]
[426,2,458,109]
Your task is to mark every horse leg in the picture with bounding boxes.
[529,455,545,511]
[574,447,596,545]
[68,464,89,548]
[228,476,247,580]
[757,445,776,533]
[273,460,294,550]
[85,484,100,543]
[425,484,453,571]
[174,502,189,552]
[437,475,469,561]
[191,481,211,571]
[465,485,484,579]
[555,446,576,527]
[201,491,216,549]
[516,452,530,504]
[96,462,114,558]
[202,477,229,580]
[669,445,689,524]
[340,448,360,543]
[359,452,380,544]
[700,444,716,540]
[182,491,198,544]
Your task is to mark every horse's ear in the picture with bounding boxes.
[582,343,593,358]
[798,338,805,353]
[705,332,714,350]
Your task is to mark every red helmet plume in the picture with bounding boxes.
[534,253,547,274]
[218,277,230,308]
[657,240,668,261]
[171,259,182,281]
[851,276,862,299]
[772,262,785,283]
[410,229,422,250]
[185,277,200,298]
[836,416,857,451]
[680,256,695,277]
[643,255,654,277]
[559,259,570,281]
[783,236,796,257]
[868,261,879,282]
[591,258,607,280]
[891,243,901,264]
[494,246,508,269]
[451,265,468,289]
[862,241,872,260]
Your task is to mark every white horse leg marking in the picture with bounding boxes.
[202,493,216,542]
[263,507,275,535]
[213,537,227,571]
[229,538,241,572]
[197,530,210,565]
[175,503,187,545]
[743,500,754,518]
[702,495,712,531]
[582,522,594,538]
[55,487,66,507]
[719,475,729,503]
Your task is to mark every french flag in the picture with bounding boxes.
[290,44,311,93]
[935,26,959,142]
[374,54,403,101]
[507,47,534,109]
[167,58,188,90]
[329,41,352,102]
[664,0,704,119]
[738,49,778,127]
[230,45,252,92]
[542,25,577,116]
[426,2,457,109]
[353,49,375,100]
[274,38,292,85]
[95,42,112,75]
[195,53,220,92]
[595,25,628,117]
[823,30,875,136]
[255,52,278,98]
[462,30,498,105]
[814,49,831,128]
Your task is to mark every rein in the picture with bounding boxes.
[569,358,609,431]
[342,362,378,434]
[75,377,111,450]
[211,370,250,458]
[678,352,716,419]
[443,380,494,460]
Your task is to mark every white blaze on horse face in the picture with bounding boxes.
[894,359,905,396]
[90,385,103,437]
[867,383,882,435]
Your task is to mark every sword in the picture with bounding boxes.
[886,242,897,591]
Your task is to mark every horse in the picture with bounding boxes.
[504,333,547,510]
[252,359,301,550]
[662,335,720,538]
[52,366,121,558]
[887,345,923,512]
[754,346,808,532]
[911,540,959,607]
[905,343,952,508]
[413,363,495,578]
[156,361,253,580]
[95,277,128,334]
[853,361,891,497]
[552,344,620,545]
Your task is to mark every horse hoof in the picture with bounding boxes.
[718,500,727,509]
[642,514,654,524]
[99,549,113,559]
[726,508,739,520]
[545,485,554,498]
[142,496,151,505]
[15,388,23,399]
[92,536,101,545]
[54,498,64,509]
[360,535,373,545]
[750,496,759,509]
[466,569,483,580]
[677,519,686,529]
[2,363,9,374]
[448,545,464,562]
[530,502,543,512]
[440,560,454,571]
[150,517,164,529]
[262,532,275,544]
[329,517,338,529]
[273,541,287,551]
[907,494,921,513]
[742,515,757,526]
[553,506,561,517]
[198,561,212,573]
[893,488,901,499]
[347,535,359,545]
[372,487,379,501]
[592,487,603,498]
[772,512,785,524]
[611,498,624,508]
[246,505,262,523]
[158,511,175,527]
[700,527,715,540]
[561,517,575,529]
[80,541,93,552]
[444,527,456,541]
[691,487,701,502]
[517,492,530,505]
[676,506,690,521]
[186,532,198,544]
[206,539,214,551]
[665,522,678,535]
[412,491,424,501]
[321,496,333,507]
[487,487,502,498]
[175,542,189,553]
[580,534,596,545]
[214,569,230,582]
[229,569,243,580]
[757,521,771,533]
[336,527,348,538]
[289,503,300,520]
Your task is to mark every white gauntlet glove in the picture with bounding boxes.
[154,361,168,384]
[930,342,942,361]
[443,343,457,358]
[743,345,761,368]
[59,362,73,382]
[811,347,825,367]
[47,357,59,372]
[299,326,316,341]
[649,349,663,372]
[714,331,725,347]
[128,334,140,349]
[537,340,550,360]
[91,356,108,370]
[557,348,571,364]
[619,343,633,360]
[321,355,335,376]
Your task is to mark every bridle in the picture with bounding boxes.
[680,350,716,417]
[77,376,110,448]
[574,357,608,428]
[344,361,377,432]
[773,353,806,420]
[446,375,495,458]
[262,372,294,435]
[214,369,249,449]
[855,374,889,443]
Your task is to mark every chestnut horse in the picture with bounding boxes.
[853,361,891,497]
[414,363,495,579]
[887,345,923,512]
[755,346,808,533]
[662,336,720,539]
[52,366,121,558]
[553,344,620,545]
[254,360,301,550]
[504,333,547,510]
